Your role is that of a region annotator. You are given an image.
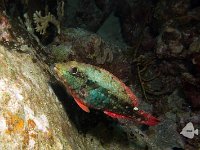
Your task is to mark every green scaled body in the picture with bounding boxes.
[53,61,159,126]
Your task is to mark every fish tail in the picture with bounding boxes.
[136,110,160,126]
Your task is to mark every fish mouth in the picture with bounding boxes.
[53,64,58,72]
[51,64,62,79]
[53,63,63,73]
[50,64,56,72]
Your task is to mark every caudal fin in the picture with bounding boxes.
[137,110,160,126]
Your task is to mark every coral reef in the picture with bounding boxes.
[0,14,13,42]
[33,11,60,35]
[0,9,128,150]
[1,0,200,149]
[66,0,114,32]
[0,45,70,149]
[49,28,131,81]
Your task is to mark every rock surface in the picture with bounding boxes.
[0,12,133,150]
[0,45,107,149]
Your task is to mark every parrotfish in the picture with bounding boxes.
[53,61,159,126]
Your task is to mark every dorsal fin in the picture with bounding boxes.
[122,84,139,107]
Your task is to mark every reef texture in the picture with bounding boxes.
[0,45,72,149]
[49,28,132,82]
[0,12,127,150]
[1,0,200,149]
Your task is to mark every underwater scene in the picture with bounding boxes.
[0,0,199,149]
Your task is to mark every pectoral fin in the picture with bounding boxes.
[74,98,90,113]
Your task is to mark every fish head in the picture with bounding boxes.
[53,61,87,91]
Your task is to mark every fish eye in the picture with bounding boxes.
[70,67,78,75]
[80,88,87,97]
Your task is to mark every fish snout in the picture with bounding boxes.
[50,64,56,72]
